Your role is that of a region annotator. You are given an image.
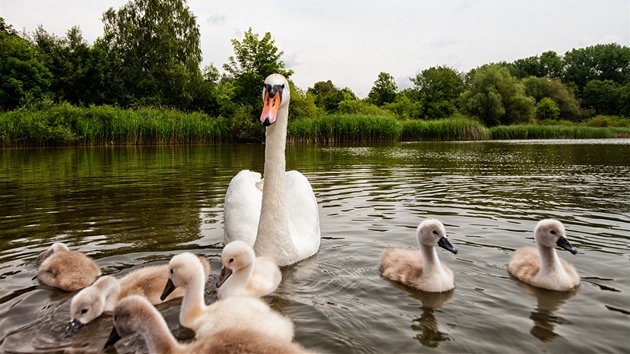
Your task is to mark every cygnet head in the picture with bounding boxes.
[36,242,70,265]
[68,276,119,333]
[260,73,290,126]
[160,252,204,300]
[216,240,255,288]
[534,219,577,254]
[417,219,458,254]
[104,295,152,349]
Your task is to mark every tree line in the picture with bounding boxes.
[2,0,629,142]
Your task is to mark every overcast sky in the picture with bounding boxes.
[2,0,628,97]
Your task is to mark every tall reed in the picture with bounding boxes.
[487,125,627,140]
[288,114,402,143]
[400,118,488,141]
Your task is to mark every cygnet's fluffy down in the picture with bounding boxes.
[36,242,101,291]
[104,295,314,354]
[69,256,210,331]
[508,219,580,291]
[381,219,458,293]
[160,252,294,342]
[216,240,281,300]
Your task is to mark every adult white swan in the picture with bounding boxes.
[223,73,321,267]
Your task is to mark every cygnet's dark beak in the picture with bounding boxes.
[438,237,458,254]
[160,278,176,301]
[66,319,83,335]
[556,237,578,255]
[103,326,122,349]
[216,267,233,288]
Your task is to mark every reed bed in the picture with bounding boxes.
[487,125,629,140]
[400,118,488,141]
[288,114,402,143]
[0,104,230,147]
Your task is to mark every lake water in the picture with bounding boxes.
[0,140,629,353]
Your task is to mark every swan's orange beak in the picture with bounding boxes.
[260,91,281,126]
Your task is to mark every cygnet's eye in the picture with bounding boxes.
[432,230,438,235]
[229,258,234,263]
[81,308,88,314]
[170,269,174,274]
[550,230,557,235]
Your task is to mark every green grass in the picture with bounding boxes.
[400,118,488,141]
[288,114,403,143]
[487,124,629,140]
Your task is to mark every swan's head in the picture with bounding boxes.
[68,276,117,334]
[216,240,255,288]
[417,219,458,254]
[534,219,577,254]
[260,73,290,127]
[161,252,206,300]
[104,295,155,349]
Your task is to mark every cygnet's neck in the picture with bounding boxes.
[180,266,207,326]
[420,244,445,275]
[96,276,122,312]
[537,244,567,277]
[223,262,254,296]
[254,105,296,258]
[140,305,182,353]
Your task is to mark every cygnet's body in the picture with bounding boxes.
[216,240,281,300]
[160,252,294,342]
[36,242,101,291]
[69,257,210,330]
[381,219,458,293]
[104,295,313,354]
[508,219,580,291]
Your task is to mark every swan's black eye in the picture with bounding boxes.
[229,258,234,263]
[432,230,438,235]
[170,269,173,274]
[550,230,557,235]
[81,308,88,314]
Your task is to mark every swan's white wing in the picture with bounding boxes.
[285,170,321,260]
[224,170,262,246]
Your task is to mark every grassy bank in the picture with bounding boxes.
[1,104,629,147]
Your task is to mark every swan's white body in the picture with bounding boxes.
[224,74,321,267]
[36,242,101,292]
[105,295,312,354]
[216,240,281,300]
[161,252,294,342]
[381,219,458,293]
[508,219,580,291]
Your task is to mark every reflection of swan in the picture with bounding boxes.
[513,279,578,342]
[381,219,458,292]
[385,280,454,348]
[69,258,209,331]
[224,74,321,267]
[36,243,101,292]
[216,240,281,300]
[508,219,580,291]
[160,252,294,342]
[104,295,312,354]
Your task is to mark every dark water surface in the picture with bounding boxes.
[0,140,629,353]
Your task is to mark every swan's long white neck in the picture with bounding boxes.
[254,102,297,258]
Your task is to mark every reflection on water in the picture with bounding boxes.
[0,140,629,353]
[511,276,579,342]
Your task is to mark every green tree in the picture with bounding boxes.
[223,28,293,109]
[100,0,203,109]
[562,43,630,94]
[0,18,53,110]
[582,80,621,115]
[367,72,397,106]
[411,66,463,119]
[33,26,114,106]
[509,51,563,79]
[460,65,535,127]
[307,80,356,113]
[535,97,561,121]
[522,76,582,121]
